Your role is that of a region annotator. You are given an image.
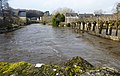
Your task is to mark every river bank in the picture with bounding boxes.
[0,56,119,76]
[0,16,27,34]
[0,25,24,34]
[87,31,120,41]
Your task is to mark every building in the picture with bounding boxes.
[79,14,94,18]
[98,14,113,21]
[18,9,26,22]
[26,10,44,21]
[44,11,50,16]
[65,13,79,23]
[12,9,19,16]
[12,9,27,24]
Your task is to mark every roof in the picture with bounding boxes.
[18,10,26,17]
[65,13,79,17]
[102,14,113,16]
[79,14,93,17]
[94,14,113,16]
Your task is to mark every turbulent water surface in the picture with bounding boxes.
[0,24,120,69]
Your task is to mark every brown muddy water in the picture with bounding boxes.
[0,24,120,69]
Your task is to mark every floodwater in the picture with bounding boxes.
[0,24,120,69]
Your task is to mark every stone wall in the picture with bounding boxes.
[65,17,79,23]
[70,21,120,41]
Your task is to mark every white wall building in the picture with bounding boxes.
[65,13,79,23]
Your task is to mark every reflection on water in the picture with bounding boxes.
[0,24,120,69]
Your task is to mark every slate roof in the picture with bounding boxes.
[94,14,113,17]
[18,10,26,17]
[65,13,79,17]
[79,14,94,18]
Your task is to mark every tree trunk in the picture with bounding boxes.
[109,27,113,35]
[106,23,109,35]
[115,25,119,36]
[99,24,103,34]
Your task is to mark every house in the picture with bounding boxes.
[65,13,79,23]
[12,9,27,23]
[44,11,50,16]
[100,14,112,21]
[94,14,114,21]
[12,9,19,16]
[18,9,26,23]
[26,10,44,21]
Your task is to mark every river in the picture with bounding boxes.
[0,24,120,69]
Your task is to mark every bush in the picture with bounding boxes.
[52,13,65,27]
[0,61,31,76]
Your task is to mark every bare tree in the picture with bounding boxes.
[0,0,14,30]
[0,0,3,16]
[52,7,75,15]
[94,9,103,16]
[116,3,120,13]
[0,0,9,17]
[115,3,120,36]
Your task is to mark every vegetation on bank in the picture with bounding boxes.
[52,13,65,27]
[0,56,120,76]
[0,0,26,33]
[0,17,26,34]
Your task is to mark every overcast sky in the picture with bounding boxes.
[9,0,120,13]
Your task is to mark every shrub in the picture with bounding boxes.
[52,13,65,27]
